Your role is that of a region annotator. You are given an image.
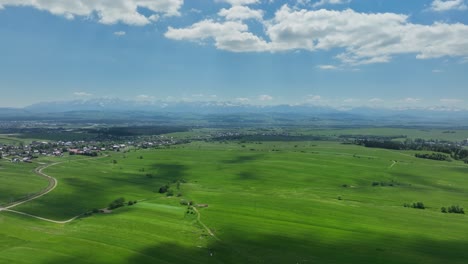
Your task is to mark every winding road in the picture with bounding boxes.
[0,155,108,224]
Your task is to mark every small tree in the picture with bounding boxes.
[108,197,125,209]
[158,185,169,193]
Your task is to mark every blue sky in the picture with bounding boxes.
[0,0,467,109]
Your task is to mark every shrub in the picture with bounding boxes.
[447,205,464,214]
[404,202,425,209]
[441,207,447,213]
[166,189,174,197]
[412,202,425,209]
[158,185,169,193]
[108,197,125,210]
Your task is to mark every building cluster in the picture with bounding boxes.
[1,137,180,163]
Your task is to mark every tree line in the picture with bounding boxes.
[356,139,468,163]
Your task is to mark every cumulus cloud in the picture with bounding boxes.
[440,98,464,104]
[258,94,273,101]
[306,95,323,102]
[136,94,155,101]
[236,97,250,102]
[0,0,183,25]
[369,98,384,103]
[166,5,468,65]
[165,20,270,52]
[317,65,337,70]
[217,0,260,6]
[312,0,350,8]
[218,6,264,20]
[74,92,92,97]
[400,97,421,103]
[343,98,357,103]
[430,0,467,12]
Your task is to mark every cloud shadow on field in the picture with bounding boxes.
[390,172,465,193]
[151,164,188,181]
[222,155,264,164]
[44,233,468,264]
[237,171,258,180]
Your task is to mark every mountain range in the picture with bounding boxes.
[0,98,467,126]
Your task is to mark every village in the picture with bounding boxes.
[0,136,181,163]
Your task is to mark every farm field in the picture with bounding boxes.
[1,139,468,263]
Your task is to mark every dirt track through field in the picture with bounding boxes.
[0,155,108,223]
[193,207,221,241]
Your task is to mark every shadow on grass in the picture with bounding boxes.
[222,155,264,164]
[391,172,465,193]
[13,164,189,220]
[45,233,468,264]
[237,171,259,180]
[151,164,188,182]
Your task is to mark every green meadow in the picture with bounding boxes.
[1,138,468,263]
[0,161,48,206]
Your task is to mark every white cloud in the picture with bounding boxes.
[236,97,250,102]
[343,98,356,103]
[114,31,126,36]
[430,0,467,12]
[136,94,155,101]
[440,98,464,104]
[400,97,421,103]
[0,0,183,25]
[258,94,273,101]
[74,92,92,97]
[189,8,202,14]
[149,14,160,22]
[432,69,444,73]
[165,20,270,52]
[306,95,322,102]
[218,6,263,21]
[166,5,468,65]
[312,0,350,8]
[217,0,260,6]
[317,65,337,70]
[369,98,384,103]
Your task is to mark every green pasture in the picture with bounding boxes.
[300,128,468,141]
[1,140,468,263]
[0,135,28,145]
[0,160,48,206]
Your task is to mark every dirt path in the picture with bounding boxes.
[0,155,108,223]
[2,162,59,210]
[4,209,81,224]
[193,207,221,241]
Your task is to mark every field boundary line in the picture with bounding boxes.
[193,207,221,241]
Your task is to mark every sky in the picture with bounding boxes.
[0,0,467,109]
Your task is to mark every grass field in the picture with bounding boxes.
[1,138,468,263]
[0,160,49,206]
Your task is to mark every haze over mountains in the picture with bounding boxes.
[0,98,466,126]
